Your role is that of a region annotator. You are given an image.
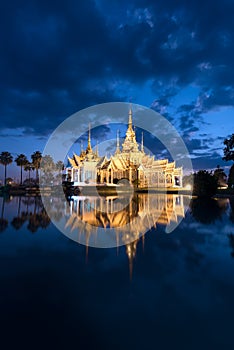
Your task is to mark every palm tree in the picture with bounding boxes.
[15,154,28,185]
[56,160,64,184]
[56,160,64,173]
[41,155,55,172]
[0,152,13,185]
[31,151,42,183]
[40,155,55,185]
[24,161,35,183]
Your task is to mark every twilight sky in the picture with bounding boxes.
[0,0,233,180]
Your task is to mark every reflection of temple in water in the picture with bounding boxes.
[65,194,185,277]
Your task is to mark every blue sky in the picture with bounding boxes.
[0,0,233,180]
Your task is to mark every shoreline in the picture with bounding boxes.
[0,184,233,197]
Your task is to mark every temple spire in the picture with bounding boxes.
[86,123,92,152]
[122,103,139,152]
[141,132,144,152]
[128,104,133,130]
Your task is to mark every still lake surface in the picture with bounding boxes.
[0,193,234,349]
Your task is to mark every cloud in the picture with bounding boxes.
[191,152,230,171]
[0,0,234,173]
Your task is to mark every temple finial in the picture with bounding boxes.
[128,104,133,128]
[87,123,92,152]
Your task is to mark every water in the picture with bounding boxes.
[0,194,234,349]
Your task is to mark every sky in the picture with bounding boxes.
[0,0,233,181]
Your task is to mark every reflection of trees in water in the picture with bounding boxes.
[0,196,8,232]
[42,197,64,222]
[229,198,234,223]
[11,196,26,230]
[52,199,65,222]
[227,198,234,257]
[190,198,228,224]
[22,197,35,212]
[27,210,50,233]
[227,234,234,258]
[10,196,51,233]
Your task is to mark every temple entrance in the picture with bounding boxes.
[174,176,182,187]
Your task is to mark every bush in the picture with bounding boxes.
[192,170,218,197]
[228,164,234,189]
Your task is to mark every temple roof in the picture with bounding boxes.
[121,107,139,153]
[66,106,182,177]
[97,156,107,167]
[100,159,111,170]
[68,156,77,168]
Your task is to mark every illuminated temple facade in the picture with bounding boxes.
[66,108,183,188]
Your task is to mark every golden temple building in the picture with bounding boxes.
[66,107,183,188]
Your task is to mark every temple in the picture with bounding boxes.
[65,107,183,188]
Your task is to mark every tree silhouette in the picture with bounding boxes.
[223,135,234,188]
[193,170,218,197]
[15,154,28,185]
[227,164,234,189]
[40,155,55,185]
[24,161,35,184]
[0,152,13,185]
[56,160,64,173]
[213,165,227,187]
[55,160,64,184]
[41,155,55,172]
[223,134,234,162]
[31,151,42,183]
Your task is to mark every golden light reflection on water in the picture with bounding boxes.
[1,194,231,278]
[64,194,186,277]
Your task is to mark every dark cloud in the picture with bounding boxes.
[196,87,234,113]
[191,152,231,171]
[151,88,177,121]
[74,124,111,144]
[0,0,233,171]
[0,0,124,134]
